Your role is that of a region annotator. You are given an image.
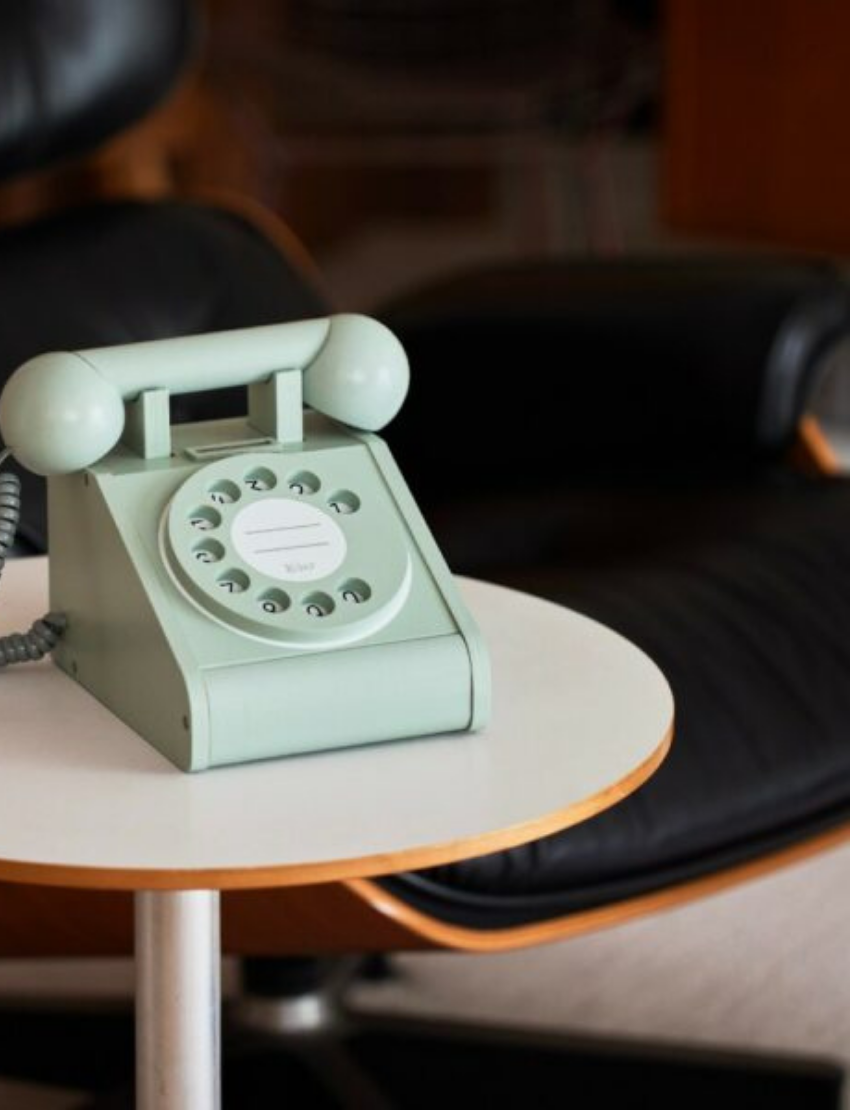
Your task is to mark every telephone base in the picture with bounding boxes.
[47,414,489,771]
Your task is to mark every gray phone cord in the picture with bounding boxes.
[0,448,65,666]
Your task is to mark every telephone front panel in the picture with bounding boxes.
[0,316,490,771]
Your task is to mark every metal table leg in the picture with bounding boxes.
[135,890,221,1110]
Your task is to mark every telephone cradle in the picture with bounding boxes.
[0,315,490,771]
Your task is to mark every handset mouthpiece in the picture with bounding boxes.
[0,354,124,476]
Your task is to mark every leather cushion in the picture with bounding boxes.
[0,0,196,180]
[380,258,850,481]
[0,199,327,547]
[382,470,850,927]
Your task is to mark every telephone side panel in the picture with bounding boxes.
[48,471,201,770]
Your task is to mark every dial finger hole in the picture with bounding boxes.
[258,588,290,614]
[302,591,334,618]
[338,578,371,605]
[286,470,320,496]
[244,466,277,493]
[217,569,250,594]
[208,479,241,506]
[327,490,360,515]
[193,539,225,564]
[189,506,221,531]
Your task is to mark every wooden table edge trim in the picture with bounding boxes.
[346,797,850,954]
[0,722,672,892]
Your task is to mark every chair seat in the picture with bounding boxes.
[382,470,850,927]
[0,198,325,547]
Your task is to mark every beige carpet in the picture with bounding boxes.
[349,835,850,1075]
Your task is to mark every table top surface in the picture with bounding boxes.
[0,557,672,891]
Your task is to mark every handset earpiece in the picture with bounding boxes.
[0,314,409,477]
[303,314,409,431]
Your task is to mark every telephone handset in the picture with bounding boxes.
[0,315,490,771]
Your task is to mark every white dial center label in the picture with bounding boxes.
[231,498,347,583]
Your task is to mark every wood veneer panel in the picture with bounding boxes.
[664,0,850,251]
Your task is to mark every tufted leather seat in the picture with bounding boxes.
[377,259,850,929]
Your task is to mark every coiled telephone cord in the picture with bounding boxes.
[0,449,65,666]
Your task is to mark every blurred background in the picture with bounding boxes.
[14,0,850,425]
[6,0,849,314]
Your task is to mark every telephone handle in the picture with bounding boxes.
[0,314,409,476]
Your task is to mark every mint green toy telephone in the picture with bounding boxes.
[0,315,490,771]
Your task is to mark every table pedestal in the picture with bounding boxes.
[136,891,221,1110]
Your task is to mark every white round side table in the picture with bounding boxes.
[0,556,673,1109]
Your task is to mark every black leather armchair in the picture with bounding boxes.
[377,258,850,930]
